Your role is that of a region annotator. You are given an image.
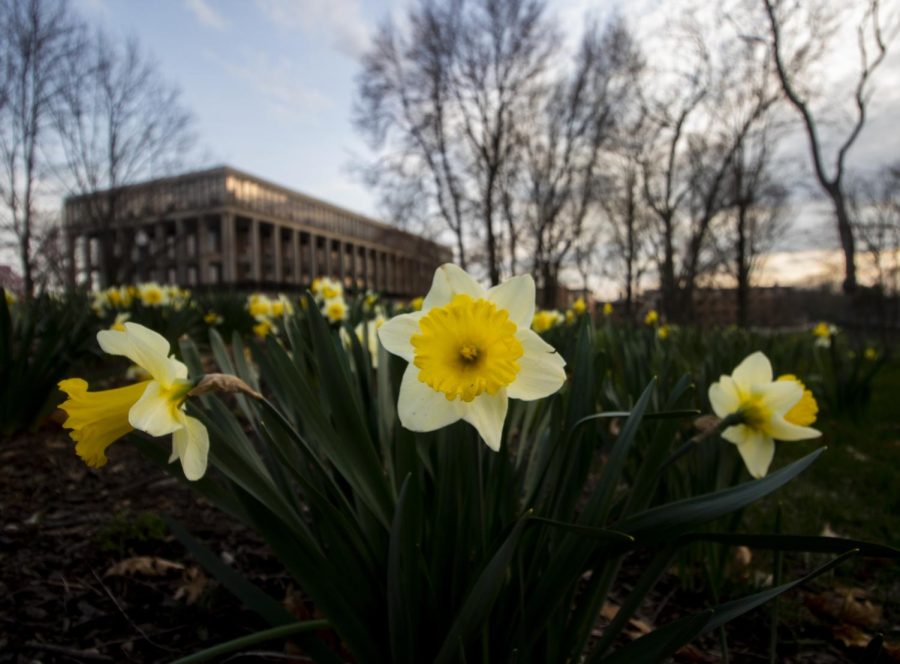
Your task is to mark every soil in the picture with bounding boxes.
[0,427,893,663]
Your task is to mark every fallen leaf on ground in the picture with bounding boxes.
[804,587,882,629]
[104,556,185,577]
[174,566,207,605]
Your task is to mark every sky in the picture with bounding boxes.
[70,0,900,295]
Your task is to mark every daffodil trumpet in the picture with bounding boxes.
[378,264,567,451]
[58,322,211,480]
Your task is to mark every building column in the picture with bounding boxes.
[273,224,283,283]
[175,218,187,285]
[337,240,346,284]
[81,235,92,289]
[308,233,317,283]
[65,229,76,287]
[323,236,331,277]
[250,218,261,283]
[155,223,166,282]
[292,230,301,284]
[221,214,236,284]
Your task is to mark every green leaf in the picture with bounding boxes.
[162,515,296,627]
[169,620,331,664]
[433,512,531,664]
[614,448,826,544]
[681,532,900,558]
[571,409,700,430]
[525,516,634,545]
[388,475,422,664]
[599,550,856,663]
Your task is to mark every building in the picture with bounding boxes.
[64,166,452,295]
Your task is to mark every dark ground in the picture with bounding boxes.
[1,425,897,663]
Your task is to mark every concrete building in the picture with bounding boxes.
[64,166,452,295]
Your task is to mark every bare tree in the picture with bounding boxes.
[848,164,900,328]
[514,18,641,308]
[712,123,790,326]
[53,30,195,286]
[0,0,80,298]
[355,0,557,284]
[761,0,896,294]
[641,14,780,321]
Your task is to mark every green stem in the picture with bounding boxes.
[769,505,784,664]
[170,620,330,664]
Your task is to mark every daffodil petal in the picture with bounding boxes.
[397,364,461,431]
[507,329,566,400]
[377,312,424,362]
[172,413,209,481]
[735,429,775,479]
[97,323,183,385]
[422,263,486,310]
[731,351,773,389]
[767,416,821,441]
[462,390,508,452]
[486,275,536,329]
[708,375,741,418]
[128,382,182,436]
[758,380,803,413]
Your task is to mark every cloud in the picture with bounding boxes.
[201,48,333,123]
[254,0,370,58]
[185,0,229,31]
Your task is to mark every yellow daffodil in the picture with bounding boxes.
[323,297,348,323]
[812,321,837,348]
[204,312,223,326]
[532,309,562,333]
[253,319,274,338]
[657,324,670,340]
[311,277,323,295]
[378,264,567,451]
[572,297,587,315]
[565,310,575,325]
[248,293,273,318]
[138,282,167,307]
[410,296,424,311]
[776,374,818,427]
[644,310,659,325]
[864,347,878,361]
[4,290,17,306]
[708,352,821,478]
[320,278,342,301]
[58,323,209,480]
[603,302,613,316]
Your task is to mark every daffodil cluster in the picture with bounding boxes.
[378,264,567,451]
[247,292,294,337]
[709,351,820,478]
[91,283,191,314]
[311,277,348,324]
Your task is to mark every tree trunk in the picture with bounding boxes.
[830,187,858,294]
[661,214,676,320]
[736,205,749,327]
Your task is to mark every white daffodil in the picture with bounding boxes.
[708,351,821,478]
[58,322,209,480]
[378,264,567,451]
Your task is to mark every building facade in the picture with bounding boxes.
[64,166,452,295]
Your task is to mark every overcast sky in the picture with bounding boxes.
[70,0,900,293]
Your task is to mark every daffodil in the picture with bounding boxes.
[138,282,167,307]
[532,309,562,333]
[342,315,386,368]
[644,309,659,325]
[323,297,348,323]
[248,293,273,318]
[708,351,821,478]
[378,264,567,451]
[4,290,17,307]
[204,312,223,326]
[657,324,670,340]
[253,319,274,338]
[410,296,424,311]
[572,297,587,315]
[812,321,837,348]
[58,323,209,480]
[602,302,613,316]
[864,347,878,361]
[320,278,342,300]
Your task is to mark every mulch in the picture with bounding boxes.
[0,426,892,663]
